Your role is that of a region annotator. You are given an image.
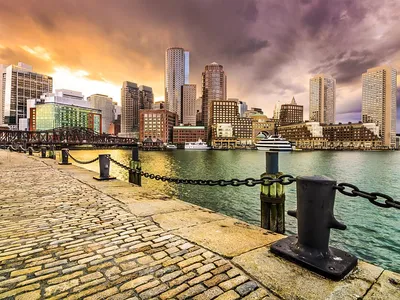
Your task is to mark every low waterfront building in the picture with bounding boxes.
[279,97,303,125]
[29,90,102,133]
[251,114,275,143]
[212,123,235,149]
[278,121,381,149]
[139,109,178,143]
[172,126,206,144]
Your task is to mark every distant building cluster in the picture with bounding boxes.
[0,52,397,149]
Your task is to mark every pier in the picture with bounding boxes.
[0,150,399,299]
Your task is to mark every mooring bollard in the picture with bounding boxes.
[270,175,358,280]
[28,147,33,156]
[41,146,47,158]
[59,148,71,165]
[93,154,116,181]
[129,145,141,186]
[49,145,55,159]
[260,152,285,233]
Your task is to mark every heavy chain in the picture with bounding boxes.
[109,157,131,171]
[68,152,99,164]
[109,157,296,187]
[334,183,400,209]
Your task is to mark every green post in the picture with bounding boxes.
[260,152,285,233]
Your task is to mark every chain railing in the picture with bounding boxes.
[67,152,99,164]
[334,182,400,209]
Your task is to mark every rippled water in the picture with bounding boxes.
[66,149,400,273]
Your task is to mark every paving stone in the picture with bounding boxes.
[135,280,161,293]
[14,289,41,300]
[79,271,103,283]
[169,272,197,287]
[188,272,213,286]
[47,271,83,284]
[235,281,258,296]
[45,279,80,296]
[139,283,169,299]
[176,283,207,299]
[194,286,224,300]
[120,275,154,291]
[177,255,204,268]
[196,263,216,275]
[160,270,184,282]
[160,283,189,300]
[219,275,248,291]
[85,287,118,300]
[211,264,232,275]
[10,266,41,277]
[214,290,241,300]
[204,274,230,288]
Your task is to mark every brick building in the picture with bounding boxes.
[139,109,178,143]
[173,126,206,144]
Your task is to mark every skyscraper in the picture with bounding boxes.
[121,81,139,135]
[139,85,154,110]
[362,66,397,148]
[238,101,248,117]
[181,84,196,125]
[165,47,189,121]
[201,62,227,129]
[87,94,114,134]
[1,62,53,129]
[309,74,336,124]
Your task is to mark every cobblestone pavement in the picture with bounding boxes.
[0,151,275,300]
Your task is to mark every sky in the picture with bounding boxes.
[1,0,400,128]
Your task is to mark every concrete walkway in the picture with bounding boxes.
[0,150,399,300]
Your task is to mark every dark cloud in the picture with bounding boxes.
[0,0,399,119]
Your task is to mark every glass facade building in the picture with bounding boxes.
[31,103,101,133]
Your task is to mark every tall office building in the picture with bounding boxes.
[0,64,8,124]
[362,66,397,148]
[165,47,189,121]
[1,62,53,129]
[238,101,248,117]
[201,62,227,129]
[273,101,281,119]
[279,97,303,125]
[181,84,196,125]
[309,74,336,124]
[87,94,114,133]
[121,81,139,135]
[139,85,154,110]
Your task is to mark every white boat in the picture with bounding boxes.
[255,135,294,151]
[165,144,178,150]
[184,140,211,150]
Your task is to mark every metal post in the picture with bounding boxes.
[129,145,141,186]
[93,154,116,181]
[41,146,47,158]
[260,152,285,233]
[59,148,71,165]
[270,175,358,280]
[28,147,33,156]
[49,145,55,159]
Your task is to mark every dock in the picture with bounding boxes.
[0,150,399,299]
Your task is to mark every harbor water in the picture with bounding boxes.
[67,149,400,273]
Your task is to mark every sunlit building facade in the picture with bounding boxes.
[362,66,397,148]
[165,47,189,121]
[87,94,114,134]
[1,62,53,129]
[201,62,227,130]
[309,74,336,124]
[181,84,196,125]
[121,81,139,136]
[279,97,303,125]
[139,109,178,143]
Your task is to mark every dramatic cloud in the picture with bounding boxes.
[0,0,399,128]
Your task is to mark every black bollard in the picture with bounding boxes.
[129,145,141,186]
[59,148,71,165]
[28,147,33,156]
[41,146,47,158]
[270,175,358,280]
[93,154,116,181]
[49,145,55,159]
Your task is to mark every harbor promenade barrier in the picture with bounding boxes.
[12,145,400,281]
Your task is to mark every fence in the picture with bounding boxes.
[10,145,400,280]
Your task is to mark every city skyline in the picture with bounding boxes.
[1,0,400,128]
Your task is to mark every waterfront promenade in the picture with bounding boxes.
[0,151,399,299]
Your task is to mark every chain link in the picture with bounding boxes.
[335,183,400,209]
[68,152,99,164]
[109,157,296,187]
